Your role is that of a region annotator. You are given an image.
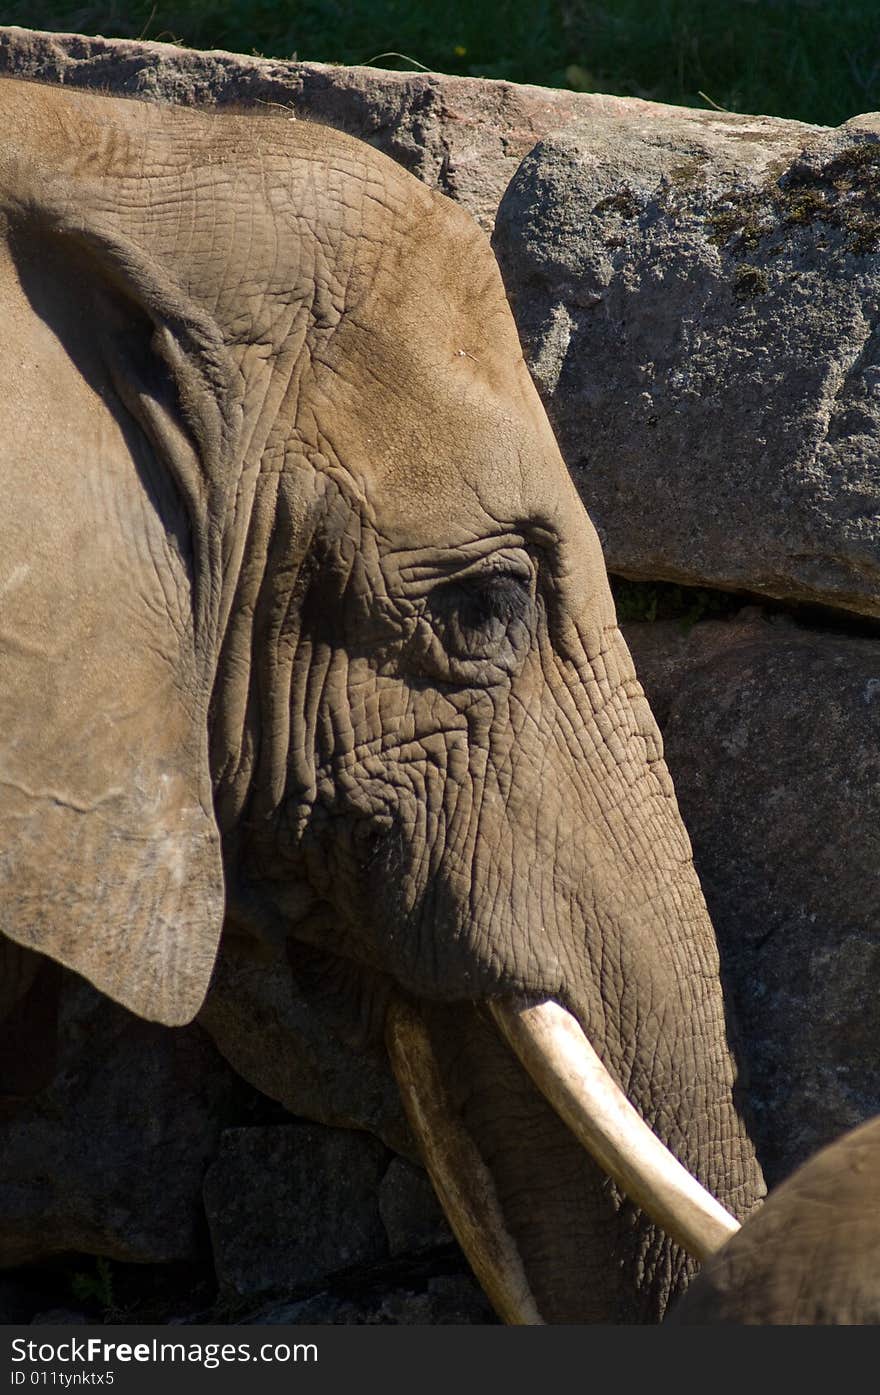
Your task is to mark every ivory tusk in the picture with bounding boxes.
[385,996,544,1325]
[490,997,741,1261]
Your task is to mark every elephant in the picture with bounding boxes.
[668,1115,880,1324]
[0,74,765,1323]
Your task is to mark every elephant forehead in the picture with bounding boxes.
[307,278,580,547]
[0,79,430,331]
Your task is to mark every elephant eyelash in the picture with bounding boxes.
[433,573,531,625]
[424,571,535,666]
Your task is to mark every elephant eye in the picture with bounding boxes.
[426,570,535,668]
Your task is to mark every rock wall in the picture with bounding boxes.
[0,27,877,1324]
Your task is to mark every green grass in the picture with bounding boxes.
[559,0,880,125]
[4,1,880,126]
[4,0,570,87]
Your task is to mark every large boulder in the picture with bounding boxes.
[0,970,248,1268]
[203,1124,391,1299]
[495,114,880,619]
[625,611,880,1185]
[204,1124,459,1304]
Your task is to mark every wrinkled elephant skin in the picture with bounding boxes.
[0,78,764,1322]
[669,1116,880,1324]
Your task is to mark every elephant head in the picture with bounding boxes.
[0,77,764,1322]
[668,1115,880,1324]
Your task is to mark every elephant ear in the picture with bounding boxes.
[0,194,240,1026]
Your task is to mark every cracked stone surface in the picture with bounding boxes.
[204,1124,476,1314]
[204,1124,390,1298]
[495,114,880,619]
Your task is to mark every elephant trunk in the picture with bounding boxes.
[489,999,740,1258]
[387,993,744,1325]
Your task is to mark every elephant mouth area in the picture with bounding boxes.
[388,998,694,1324]
[274,939,745,1322]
